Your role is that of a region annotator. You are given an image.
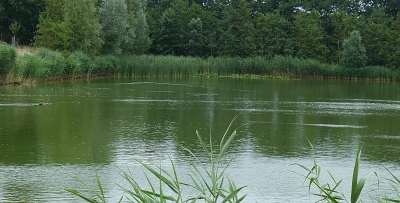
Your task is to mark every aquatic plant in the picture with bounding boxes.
[0,44,17,81]
[5,48,399,83]
[295,141,376,203]
[35,48,66,78]
[66,115,247,203]
[15,54,51,80]
[66,51,93,76]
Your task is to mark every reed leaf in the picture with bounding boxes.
[383,166,400,202]
[65,168,108,203]
[139,162,180,195]
[351,142,374,203]
[64,189,101,203]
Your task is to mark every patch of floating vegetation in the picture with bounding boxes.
[229,74,293,80]
[0,102,53,106]
[194,73,293,80]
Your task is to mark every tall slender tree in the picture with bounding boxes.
[125,0,151,54]
[99,0,133,55]
[341,30,367,68]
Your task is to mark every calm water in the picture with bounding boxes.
[1,77,400,202]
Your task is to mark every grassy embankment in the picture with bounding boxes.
[1,44,399,85]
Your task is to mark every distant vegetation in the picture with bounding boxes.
[1,44,399,84]
[2,0,400,83]
[2,0,400,68]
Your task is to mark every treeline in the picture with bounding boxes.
[1,0,400,73]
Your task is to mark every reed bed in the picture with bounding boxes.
[0,44,17,83]
[1,46,399,83]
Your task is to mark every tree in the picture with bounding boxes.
[0,4,5,40]
[325,9,364,64]
[63,0,103,55]
[293,10,328,62]
[154,0,190,55]
[340,30,367,68]
[125,0,151,54]
[255,12,292,57]
[0,0,45,44]
[35,0,73,52]
[99,0,133,55]
[387,11,400,69]
[217,0,255,57]
[361,8,392,66]
[9,21,20,45]
[35,0,103,55]
[187,17,204,56]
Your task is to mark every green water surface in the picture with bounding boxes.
[1,77,400,202]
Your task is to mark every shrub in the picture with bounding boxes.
[15,54,52,80]
[35,48,66,77]
[66,51,93,75]
[92,55,120,75]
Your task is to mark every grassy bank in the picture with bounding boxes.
[1,44,399,84]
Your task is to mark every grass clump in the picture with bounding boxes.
[295,141,378,203]
[66,115,247,203]
[295,140,400,203]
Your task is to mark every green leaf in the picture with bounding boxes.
[65,189,100,203]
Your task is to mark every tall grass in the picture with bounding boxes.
[66,51,93,77]
[3,47,399,83]
[66,115,247,203]
[0,44,17,82]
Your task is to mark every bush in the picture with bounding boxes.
[15,54,52,80]
[92,55,120,74]
[66,51,93,75]
[35,48,66,77]
[0,44,17,81]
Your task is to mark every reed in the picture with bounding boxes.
[295,141,376,203]
[118,55,202,77]
[66,51,93,76]
[383,167,400,202]
[14,54,51,80]
[4,47,400,83]
[15,45,37,56]
[92,55,120,75]
[0,44,17,82]
[66,115,247,203]
[35,48,66,78]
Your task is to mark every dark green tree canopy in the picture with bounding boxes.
[0,0,45,44]
[3,0,400,69]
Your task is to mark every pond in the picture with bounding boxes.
[0,77,400,202]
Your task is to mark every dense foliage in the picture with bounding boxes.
[2,0,400,76]
[0,44,16,82]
